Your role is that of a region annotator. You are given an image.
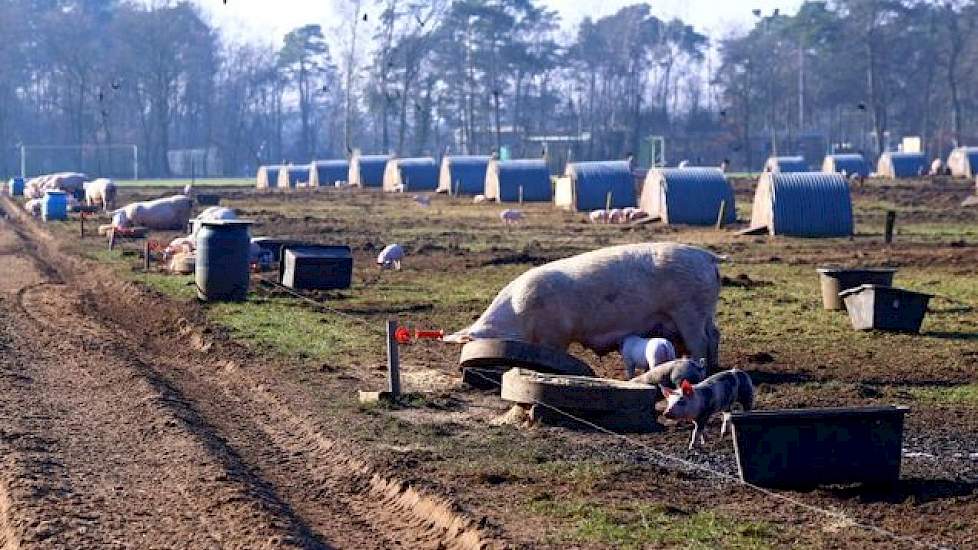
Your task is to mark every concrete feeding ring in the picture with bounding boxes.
[458,339,595,389]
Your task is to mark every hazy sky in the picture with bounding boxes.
[198,0,804,47]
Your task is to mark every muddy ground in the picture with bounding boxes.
[2,175,977,549]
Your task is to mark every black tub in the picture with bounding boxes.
[816,267,897,310]
[840,284,931,333]
[725,406,908,488]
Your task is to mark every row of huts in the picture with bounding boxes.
[768,146,978,179]
[255,153,862,238]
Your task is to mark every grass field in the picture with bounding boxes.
[114,177,253,187]
[39,176,978,548]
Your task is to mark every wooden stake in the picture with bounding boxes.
[143,239,151,271]
[108,228,116,251]
[79,214,84,238]
[715,200,727,231]
[606,191,613,212]
[884,210,896,244]
[386,319,401,399]
[519,185,524,205]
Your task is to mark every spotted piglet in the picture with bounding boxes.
[629,358,707,400]
[661,369,754,450]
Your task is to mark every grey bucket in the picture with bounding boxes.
[839,284,932,333]
[195,220,253,302]
[726,406,908,488]
[816,267,896,310]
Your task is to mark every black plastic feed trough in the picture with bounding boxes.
[840,284,932,333]
[725,406,908,488]
[279,244,353,291]
[816,267,897,310]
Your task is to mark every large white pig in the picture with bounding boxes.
[444,243,723,369]
[84,178,117,211]
[111,195,192,230]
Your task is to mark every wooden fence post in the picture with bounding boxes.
[386,319,401,399]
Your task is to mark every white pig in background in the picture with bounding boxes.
[588,210,609,224]
[473,194,487,204]
[444,242,723,370]
[84,178,117,211]
[111,195,193,230]
[608,208,625,224]
[661,369,755,449]
[377,243,405,270]
[24,198,42,216]
[620,336,677,378]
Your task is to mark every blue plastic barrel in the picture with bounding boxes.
[9,177,24,196]
[41,190,68,221]
[195,220,253,302]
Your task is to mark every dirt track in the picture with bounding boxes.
[0,200,496,549]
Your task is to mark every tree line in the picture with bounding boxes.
[0,0,975,178]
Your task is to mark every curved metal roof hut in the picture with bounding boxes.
[947,147,978,178]
[382,157,438,192]
[256,165,283,190]
[555,161,636,212]
[484,159,552,202]
[348,154,390,188]
[822,154,869,178]
[277,165,310,189]
[640,167,735,225]
[309,160,350,187]
[876,152,927,178]
[437,155,490,195]
[764,156,809,173]
[748,172,853,237]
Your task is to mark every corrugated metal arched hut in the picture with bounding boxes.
[484,159,552,202]
[383,157,438,192]
[763,156,809,173]
[277,165,310,189]
[437,155,490,195]
[948,147,978,178]
[256,165,283,190]
[640,167,736,225]
[822,154,869,178]
[555,161,636,212]
[348,154,390,188]
[876,152,927,178]
[748,172,853,237]
[309,160,350,187]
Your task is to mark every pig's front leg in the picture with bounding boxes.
[688,421,701,450]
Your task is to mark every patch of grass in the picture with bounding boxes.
[909,384,978,406]
[527,497,776,550]
[205,296,380,362]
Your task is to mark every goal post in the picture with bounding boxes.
[20,144,138,180]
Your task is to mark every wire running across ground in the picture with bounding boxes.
[257,278,954,550]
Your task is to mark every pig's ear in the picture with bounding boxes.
[680,380,695,397]
[660,386,674,397]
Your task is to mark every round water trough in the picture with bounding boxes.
[816,267,897,310]
[459,339,594,389]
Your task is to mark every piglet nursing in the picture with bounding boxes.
[444,242,723,370]
[620,336,677,378]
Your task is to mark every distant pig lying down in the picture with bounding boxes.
[443,242,723,370]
